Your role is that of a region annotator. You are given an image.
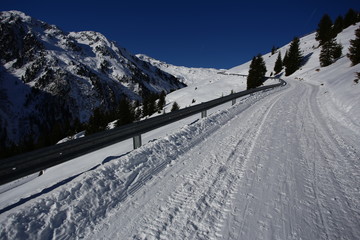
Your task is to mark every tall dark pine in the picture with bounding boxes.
[274,52,283,74]
[157,91,166,112]
[116,98,134,127]
[247,54,267,89]
[316,14,334,46]
[85,108,108,135]
[344,8,359,29]
[285,37,303,76]
[347,26,360,66]
[320,40,335,67]
[333,16,344,36]
[283,50,289,67]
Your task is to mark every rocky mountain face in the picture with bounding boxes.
[0,11,186,152]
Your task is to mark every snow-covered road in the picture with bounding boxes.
[92,79,360,239]
[1,79,359,239]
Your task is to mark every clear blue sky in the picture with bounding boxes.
[1,0,358,69]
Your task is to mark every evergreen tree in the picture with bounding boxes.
[171,102,180,112]
[142,97,149,117]
[142,94,157,117]
[85,107,107,135]
[320,38,343,67]
[283,50,289,67]
[285,37,303,76]
[333,15,344,36]
[332,41,343,60]
[348,26,360,66]
[320,40,335,67]
[344,8,359,29]
[147,95,156,116]
[273,52,283,74]
[157,91,166,111]
[316,14,333,46]
[116,98,134,127]
[247,54,267,89]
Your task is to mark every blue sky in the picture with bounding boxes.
[1,0,358,69]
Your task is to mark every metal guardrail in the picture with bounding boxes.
[0,79,286,185]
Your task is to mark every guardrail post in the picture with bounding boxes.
[133,135,142,149]
[232,99,236,105]
[201,110,207,118]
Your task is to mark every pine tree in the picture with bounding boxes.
[171,102,180,112]
[320,41,335,67]
[320,38,343,67]
[142,94,157,117]
[344,8,359,29]
[348,26,360,66]
[157,91,166,111]
[283,50,289,67]
[147,95,156,116]
[85,107,107,135]
[316,14,333,46]
[332,41,343,60]
[274,52,283,74]
[247,54,267,89]
[285,37,303,76]
[333,15,344,36]
[116,98,134,127]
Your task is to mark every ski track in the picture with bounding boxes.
[1,79,360,240]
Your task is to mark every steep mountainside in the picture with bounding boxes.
[0,11,185,149]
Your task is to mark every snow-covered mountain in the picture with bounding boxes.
[0,11,185,148]
[136,54,221,86]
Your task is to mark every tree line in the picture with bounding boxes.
[85,91,181,135]
[247,8,360,89]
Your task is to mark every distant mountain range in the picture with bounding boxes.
[0,11,186,150]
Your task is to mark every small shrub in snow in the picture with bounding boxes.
[171,102,180,112]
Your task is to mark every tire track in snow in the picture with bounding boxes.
[221,80,360,240]
[297,83,360,239]
[130,89,286,240]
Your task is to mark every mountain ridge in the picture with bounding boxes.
[0,10,185,151]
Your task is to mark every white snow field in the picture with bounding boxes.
[0,23,360,239]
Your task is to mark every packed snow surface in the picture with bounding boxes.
[0,21,359,240]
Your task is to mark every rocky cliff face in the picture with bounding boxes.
[0,11,185,149]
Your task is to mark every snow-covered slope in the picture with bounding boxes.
[138,54,279,110]
[136,54,220,86]
[0,11,185,146]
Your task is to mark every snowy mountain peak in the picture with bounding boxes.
[1,10,33,23]
[137,54,221,86]
[0,10,185,150]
